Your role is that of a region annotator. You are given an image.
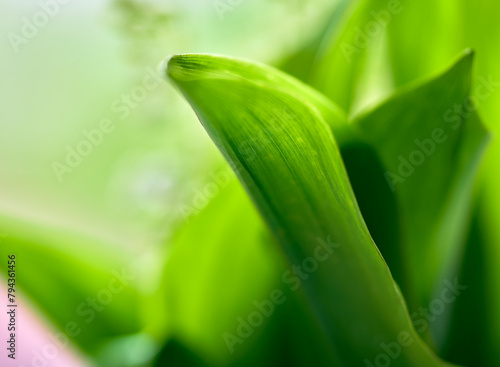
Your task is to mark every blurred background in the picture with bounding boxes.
[0,0,499,366]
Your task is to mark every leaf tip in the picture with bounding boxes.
[441,48,475,90]
[162,54,184,82]
[462,47,475,57]
[164,54,210,83]
[158,54,175,78]
[455,48,475,69]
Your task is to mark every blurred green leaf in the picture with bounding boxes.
[308,0,391,113]
[0,215,143,354]
[385,0,462,88]
[155,339,209,367]
[439,200,492,365]
[158,179,286,365]
[277,0,352,83]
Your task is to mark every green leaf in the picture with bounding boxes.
[277,0,352,83]
[0,214,143,354]
[165,53,452,366]
[351,51,490,326]
[308,0,392,113]
[439,202,492,365]
[385,0,464,88]
[158,178,285,365]
[154,339,209,367]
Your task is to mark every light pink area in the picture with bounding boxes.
[0,283,92,367]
